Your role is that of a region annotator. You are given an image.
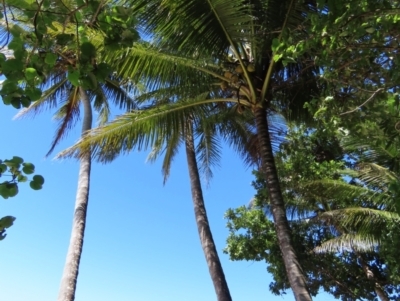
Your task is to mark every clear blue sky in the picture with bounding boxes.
[0,104,335,301]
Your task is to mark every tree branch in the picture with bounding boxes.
[340,88,384,116]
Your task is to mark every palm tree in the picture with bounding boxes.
[61,85,263,300]
[58,87,93,301]
[19,78,135,301]
[93,1,318,299]
[15,28,137,301]
[185,120,232,301]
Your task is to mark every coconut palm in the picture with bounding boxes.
[14,25,137,301]
[61,83,265,300]
[19,80,135,301]
[93,1,319,299]
[23,80,135,301]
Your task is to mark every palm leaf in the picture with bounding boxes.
[195,119,222,183]
[303,179,392,208]
[59,96,234,161]
[47,86,81,155]
[313,233,380,253]
[318,207,399,234]
[134,0,253,57]
[14,77,69,119]
[104,43,225,92]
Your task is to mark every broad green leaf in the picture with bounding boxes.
[271,38,280,52]
[14,48,27,61]
[80,42,96,62]
[2,95,12,105]
[8,38,23,51]
[10,98,21,109]
[22,163,35,174]
[36,20,47,35]
[11,156,24,164]
[0,183,9,199]
[3,159,20,168]
[67,70,80,87]
[9,25,24,37]
[0,216,16,229]
[32,175,44,185]
[17,175,28,183]
[2,59,24,73]
[20,96,31,107]
[7,183,18,197]
[0,81,18,94]
[45,53,58,67]
[30,181,42,190]
[25,68,38,80]
[0,53,6,64]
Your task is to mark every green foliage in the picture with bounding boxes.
[0,156,44,240]
[0,216,16,240]
[225,204,378,300]
[225,124,400,300]
[0,0,140,110]
[0,156,44,199]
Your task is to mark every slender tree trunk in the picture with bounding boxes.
[253,107,312,301]
[58,88,93,301]
[184,122,232,301]
[357,253,389,301]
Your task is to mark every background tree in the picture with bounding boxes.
[225,120,400,300]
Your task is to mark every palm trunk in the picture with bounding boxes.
[58,88,93,301]
[357,253,389,301]
[254,107,312,301]
[184,121,232,301]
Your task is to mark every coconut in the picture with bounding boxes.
[247,64,255,72]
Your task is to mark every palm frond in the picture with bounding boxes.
[355,163,397,190]
[160,126,183,183]
[313,233,379,253]
[91,77,137,125]
[318,208,399,236]
[133,0,253,57]
[145,115,184,184]
[58,96,234,162]
[343,133,400,172]
[195,120,222,184]
[14,77,69,119]
[104,43,223,92]
[102,77,137,110]
[303,179,390,207]
[92,87,111,125]
[47,86,81,155]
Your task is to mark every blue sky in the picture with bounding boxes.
[0,103,335,301]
